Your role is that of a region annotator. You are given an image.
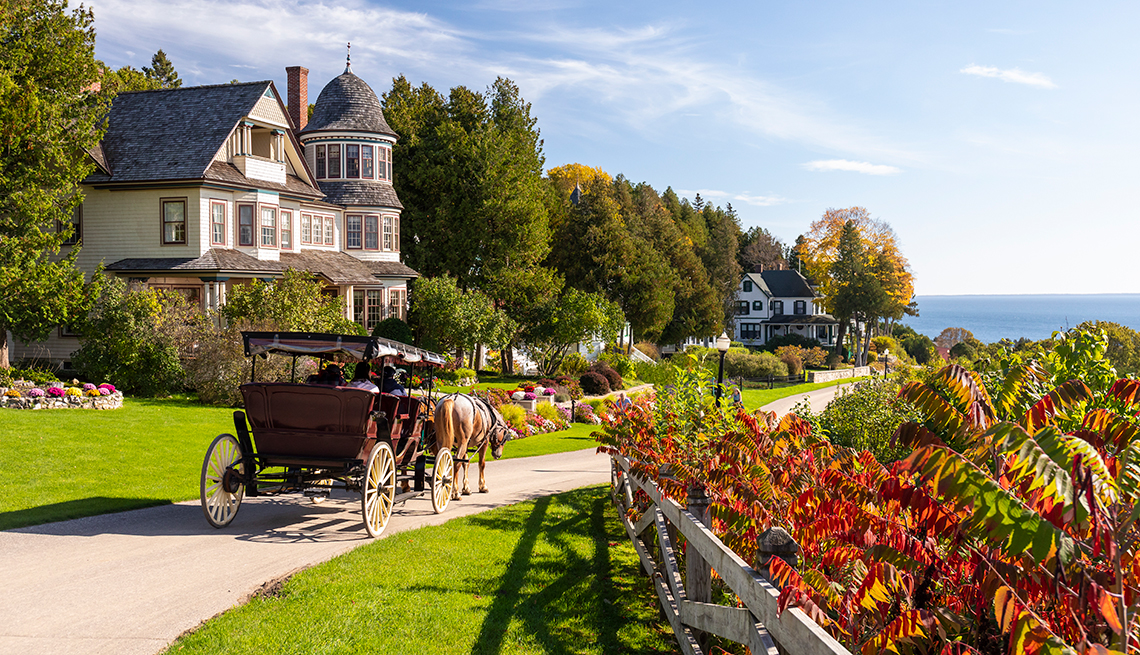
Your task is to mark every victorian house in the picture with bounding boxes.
[14,58,416,365]
[734,269,838,348]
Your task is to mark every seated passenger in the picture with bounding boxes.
[347,362,379,394]
[310,363,344,387]
[381,365,407,396]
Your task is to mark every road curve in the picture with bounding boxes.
[0,448,611,655]
[759,379,858,416]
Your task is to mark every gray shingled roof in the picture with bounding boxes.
[757,270,816,298]
[85,82,277,184]
[106,248,419,283]
[301,72,397,138]
[367,260,419,279]
[206,161,324,199]
[279,250,383,285]
[316,180,403,209]
[105,248,281,274]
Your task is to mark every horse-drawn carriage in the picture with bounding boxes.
[199,331,453,538]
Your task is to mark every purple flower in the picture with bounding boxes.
[82,383,96,391]
[523,392,536,400]
[47,387,65,397]
[99,388,111,396]
[98,383,116,393]
[28,388,45,397]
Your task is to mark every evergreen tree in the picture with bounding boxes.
[0,0,110,367]
[142,49,181,88]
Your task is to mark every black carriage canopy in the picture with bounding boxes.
[241,332,446,367]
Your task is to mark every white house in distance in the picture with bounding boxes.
[734,269,838,349]
[12,57,417,366]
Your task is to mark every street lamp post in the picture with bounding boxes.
[883,349,889,375]
[715,331,730,407]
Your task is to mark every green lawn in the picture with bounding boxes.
[501,422,602,460]
[164,485,678,655]
[0,397,236,530]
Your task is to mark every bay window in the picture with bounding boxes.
[301,213,312,244]
[260,205,277,247]
[237,204,254,246]
[346,214,362,249]
[325,217,334,245]
[364,215,379,250]
[280,210,292,250]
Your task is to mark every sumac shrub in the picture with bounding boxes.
[579,371,611,396]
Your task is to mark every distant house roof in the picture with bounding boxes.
[83,82,323,198]
[743,269,816,298]
[105,248,419,283]
[301,72,398,138]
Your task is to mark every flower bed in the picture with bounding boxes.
[0,381,123,410]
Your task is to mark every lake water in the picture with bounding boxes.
[904,295,1140,343]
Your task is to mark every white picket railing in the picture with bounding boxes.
[609,452,852,655]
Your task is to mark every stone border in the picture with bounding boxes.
[0,391,124,410]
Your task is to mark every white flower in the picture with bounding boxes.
[511,391,525,401]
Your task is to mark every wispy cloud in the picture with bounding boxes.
[803,160,901,175]
[733,193,789,207]
[960,64,1056,89]
[87,0,913,164]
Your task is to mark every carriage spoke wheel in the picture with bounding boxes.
[431,449,454,514]
[201,434,245,528]
[362,442,396,538]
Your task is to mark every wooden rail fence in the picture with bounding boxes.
[610,452,852,655]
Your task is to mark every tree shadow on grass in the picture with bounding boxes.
[462,487,672,655]
[0,497,172,531]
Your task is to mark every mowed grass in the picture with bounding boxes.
[0,397,236,530]
[164,485,679,655]
[740,377,868,411]
[501,422,603,460]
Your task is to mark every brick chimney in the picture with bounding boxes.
[285,66,308,131]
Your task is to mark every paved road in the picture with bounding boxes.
[0,383,846,655]
[759,379,858,416]
[0,449,611,655]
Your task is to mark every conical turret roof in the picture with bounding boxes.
[301,72,397,138]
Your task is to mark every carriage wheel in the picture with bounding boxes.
[201,433,245,528]
[362,442,396,538]
[431,449,454,514]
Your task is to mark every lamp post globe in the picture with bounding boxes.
[715,331,730,406]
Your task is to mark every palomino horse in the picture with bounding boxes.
[433,393,509,499]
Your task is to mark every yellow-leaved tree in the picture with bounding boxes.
[798,207,915,365]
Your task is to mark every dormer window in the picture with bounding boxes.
[743,280,752,292]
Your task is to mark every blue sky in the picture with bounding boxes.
[86,0,1140,296]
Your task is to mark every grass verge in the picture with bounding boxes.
[740,376,868,411]
[164,485,679,655]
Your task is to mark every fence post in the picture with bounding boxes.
[755,526,800,584]
[685,484,712,604]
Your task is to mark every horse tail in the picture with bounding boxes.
[435,398,456,452]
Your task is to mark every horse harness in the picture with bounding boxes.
[441,392,507,461]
